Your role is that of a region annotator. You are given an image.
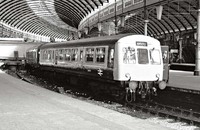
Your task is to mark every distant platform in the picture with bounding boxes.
[170,63,195,71]
[0,38,24,41]
[167,70,200,92]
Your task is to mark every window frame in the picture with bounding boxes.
[137,48,149,64]
[149,49,161,65]
[85,47,95,63]
[95,47,106,64]
[84,46,108,67]
[71,48,79,62]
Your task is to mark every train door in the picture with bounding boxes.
[161,46,169,83]
[54,50,58,65]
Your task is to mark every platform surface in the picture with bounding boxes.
[168,70,200,91]
[0,70,173,130]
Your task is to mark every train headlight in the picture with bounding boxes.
[129,81,138,90]
[158,81,166,90]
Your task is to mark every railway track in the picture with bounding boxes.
[16,71,34,84]
[15,70,200,127]
[128,100,200,126]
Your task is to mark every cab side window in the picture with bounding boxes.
[150,49,161,64]
[108,48,114,68]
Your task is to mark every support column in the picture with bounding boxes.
[97,22,102,37]
[0,23,3,37]
[121,16,125,27]
[84,27,89,35]
[108,22,111,36]
[178,37,183,63]
[144,0,148,36]
[78,31,81,39]
[144,20,149,36]
[194,4,200,75]
[114,0,118,35]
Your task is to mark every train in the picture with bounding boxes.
[0,40,42,70]
[26,34,169,102]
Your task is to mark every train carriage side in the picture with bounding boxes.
[0,41,42,70]
[38,36,121,82]
[26,44,45,69]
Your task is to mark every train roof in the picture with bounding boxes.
[40,33,138,49]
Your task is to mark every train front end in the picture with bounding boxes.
[113,35,166,101]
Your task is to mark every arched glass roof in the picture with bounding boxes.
[1,0,108,39]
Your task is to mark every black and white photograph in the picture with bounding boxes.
[0,0,200,129]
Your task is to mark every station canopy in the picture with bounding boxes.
[1,0,108,39]
[1,0,199,39]
[124,0,198,38]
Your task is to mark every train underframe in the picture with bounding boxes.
[124,81,158,103]
[26,65,164,102]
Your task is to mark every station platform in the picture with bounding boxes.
[0,70,172,130]
[167,70,200,91]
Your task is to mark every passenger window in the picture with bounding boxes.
[123,47,136,64]
[64,49,71,61]
[59,49,64,61]
[137,49,149,64]
[80,50,83,61]
[85,48,94,62]
[47,50,52,60]
[96,47,105,63]
[150,49,161,64]
[108,48,114,68]
[52,50,54,60]
[55,50,59,62]
[71,49,78,61]
[44,50,48,60]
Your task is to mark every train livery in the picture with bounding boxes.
[26,34,168,101]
